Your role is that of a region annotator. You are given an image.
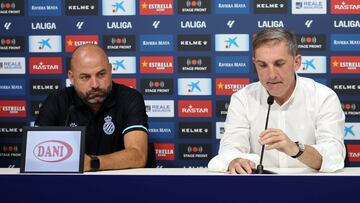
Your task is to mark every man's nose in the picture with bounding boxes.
[90,77,99,88]
[268,66,277,79]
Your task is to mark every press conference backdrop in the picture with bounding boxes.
[0,0,359,168]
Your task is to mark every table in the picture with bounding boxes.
[1,168,359,203]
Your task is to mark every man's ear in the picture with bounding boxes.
[68,70,74,85]
[294,54,302,71]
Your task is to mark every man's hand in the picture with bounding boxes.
[84,154,91,172]
[259,128,298,157]
[228,158,256,174]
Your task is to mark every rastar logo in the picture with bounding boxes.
[178,100,212,117]
[140,0,174,15]
[29,57,62,74]
[331,56,360,73]
[140,56,174,74]
[347,144,360,161]
[65,35,99,52]
[33,140,73,162]
[216,78,249,95]
[331,0,360,14]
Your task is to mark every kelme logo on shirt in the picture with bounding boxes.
[103,116,115,135]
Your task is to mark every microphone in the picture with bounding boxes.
[253,95,276,174]
[64,105,76,127]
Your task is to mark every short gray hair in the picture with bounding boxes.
[252,28,298,57]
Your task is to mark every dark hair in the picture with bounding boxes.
[252,28,298,57]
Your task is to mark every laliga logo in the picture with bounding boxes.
[33,140,73,162]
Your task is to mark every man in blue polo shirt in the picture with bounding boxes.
[36,44,148,171]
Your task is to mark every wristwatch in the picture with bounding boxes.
[90,155,100,171]
[291,141,305,158]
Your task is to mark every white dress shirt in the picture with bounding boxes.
[208,75,346,173]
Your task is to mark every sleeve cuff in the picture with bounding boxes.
[122,125,148,135]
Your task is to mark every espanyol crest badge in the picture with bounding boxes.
[103,115,115,135]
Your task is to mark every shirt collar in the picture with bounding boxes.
[260,73,299,108]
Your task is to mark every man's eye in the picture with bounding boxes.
[99,72,106,78]
[275,63,285,67]
[80,76,90,80]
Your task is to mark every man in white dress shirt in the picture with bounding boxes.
[208,28,345,174]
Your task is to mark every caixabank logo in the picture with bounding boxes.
[148,122,175,139]
[28,0,62,16]
[103,35,135,51]
[0,0,24,15]
[297,34,326,51]
[28,35,62,53]
[65,35,99,52]
[65,0,98,16]
[331,56,360,74]
[140,35,173,52]
[178,0,211,14]
[0,143,21,158]
[140,0,173,15]
[0,57,25,74]
[154,143,174,160]
[177,35,210,51]
[102,0,136,16]
[0,100,26,117]
[30,100,42,116]
[140,78,173,95]
[0,122,25,137]
[344,123,360,140]
[216,100,230,117]
[113,78,136,89]
[140,56,174,74]
[214,0,250,14]
[215,34,249,52]
[331,34,360,51]
[215,56,249,73]
[331,0,360,14]
[109,56,136,74]
[178,56,211,73]
[254,0,287,14]
[177,78,211,96]
[297,56,326,74]
[29,57,62,74]
[0,36,24,52]
[216,78,249,95]
[341,101,360,118]
[332,79,360,96]
[0,78,25,96]
[30,79,62,95]
[178,122,211,139]
[178,100,212,117]
[179,144,212,160]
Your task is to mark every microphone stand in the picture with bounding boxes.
[253,96,276,174]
